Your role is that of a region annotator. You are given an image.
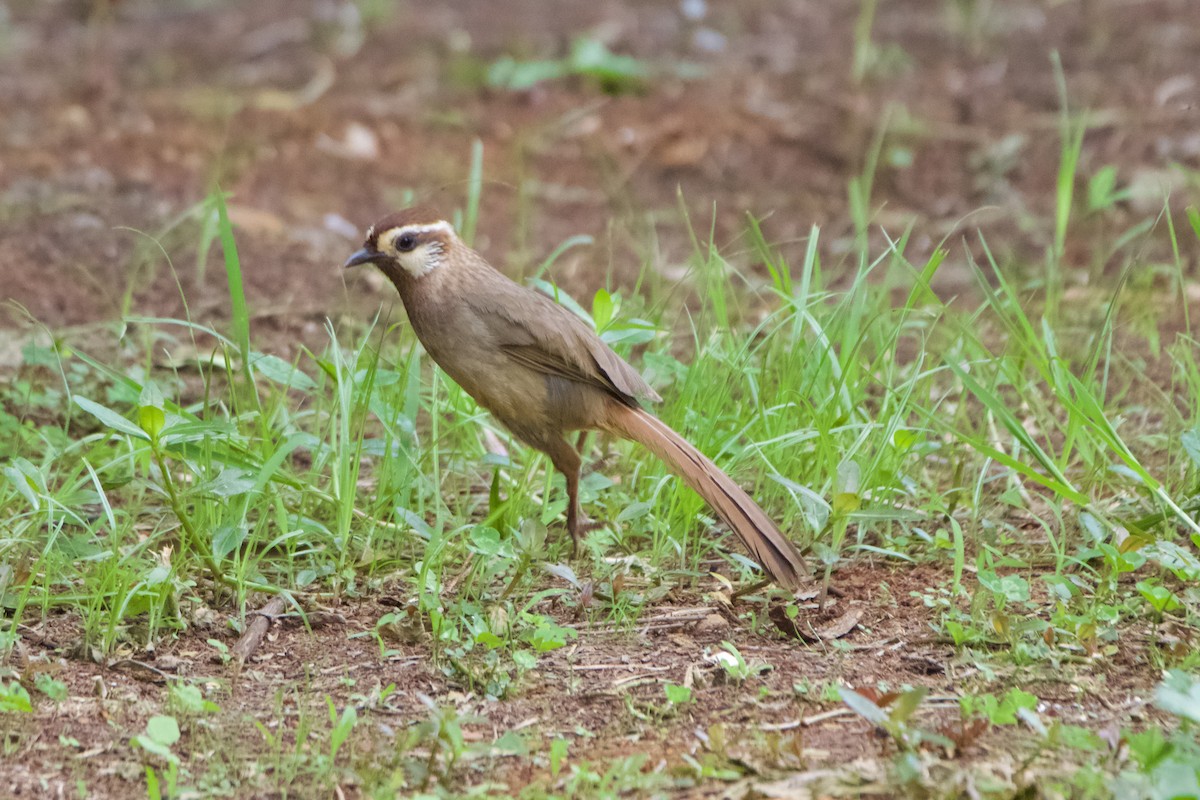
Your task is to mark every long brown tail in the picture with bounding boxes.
[602,404,807,590]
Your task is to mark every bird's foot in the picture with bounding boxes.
[565,516,607,557]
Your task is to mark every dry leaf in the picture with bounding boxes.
[769,605,862,642]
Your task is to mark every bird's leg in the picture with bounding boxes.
[565,467,584,556]
[544,439,583,554]
[545,439,601,555]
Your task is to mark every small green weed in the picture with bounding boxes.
[487,36,699,94]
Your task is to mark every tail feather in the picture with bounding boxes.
[603,404,807,590]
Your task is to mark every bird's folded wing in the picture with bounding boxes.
[468,286,659,405]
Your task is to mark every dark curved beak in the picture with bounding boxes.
[343,248,379,269]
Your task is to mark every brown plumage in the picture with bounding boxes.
[345,210,808,589]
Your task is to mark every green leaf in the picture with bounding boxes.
[74,396,149,440]
[889,687,928,724]
[664,683,693,705]
[592,288,615,331]
[137,405,166,439]
[4,459,42,510]
[468,526,504,557]
[1149,540,1200,582]
[132,735,175,762]
[169,684,220,715]
[1086,165,1118,211]
[491,730,528,756]
[144,566,170,586]
[1125,727,1169,769]
[486,56,566,90]
[542,562,580,588]
[976,694,1008,724]
[980,687,1038,725]
[840,687,888,726]
[139,381,164,410]
[549,737,568,777]
[329,703,357,759]
[204,468,256,499]
[212,189,252,372]
[0,681,32,713]
[979,571,1030,603]
[599,326,656,347]
[1156,671,1200,724]
[944,619,975,647]
[145,765,162,800]
[615,502,652,524]
[132,715,182,764]
[891,429,918,450]
[1182,429,1200,469]
[569,36,648,85]
[251,353,316,391]
[474,631,504,649]
[35,673,68,703]
[1137,580,1181,613]
[527,621,577,652]
[212,523,249,561]
[1005,688,1038,713]
[1051,722,1102,751]
[1019,707,1049,737]
[832,492,861,515]
[146,715,181,747]
[835,460,861,495]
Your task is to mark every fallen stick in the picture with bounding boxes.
[232,595,288,665]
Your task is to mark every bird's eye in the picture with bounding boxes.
[395,233,417,252]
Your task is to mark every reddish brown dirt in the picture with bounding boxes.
[2,1,1197,341]
[6,562,1170,798]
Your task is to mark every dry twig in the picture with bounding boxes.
[232,595,288,665]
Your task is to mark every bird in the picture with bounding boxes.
[344,207,808,590]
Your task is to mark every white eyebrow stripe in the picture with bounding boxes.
[393,220,455,239]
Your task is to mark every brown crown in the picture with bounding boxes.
[365,205,448,249]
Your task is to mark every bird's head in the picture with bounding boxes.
[344,207,458,278]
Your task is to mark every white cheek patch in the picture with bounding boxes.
[389,221,455,278]
[397,242,446,277]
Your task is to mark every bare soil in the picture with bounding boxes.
[2,0,1197,337]
[1,0,1198,796]
[7,563,1171,798]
